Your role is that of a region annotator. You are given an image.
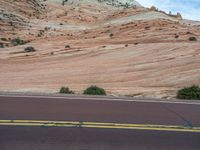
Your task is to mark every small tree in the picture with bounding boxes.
[59,87,74,94]
[62,0,68,5]
[177,85,200,100]
[84,86,106,95]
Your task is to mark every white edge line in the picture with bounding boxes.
[0,94,200,105]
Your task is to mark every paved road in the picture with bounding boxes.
[0,95,200,150]
[0,95,200,126]
[0,126,200,150]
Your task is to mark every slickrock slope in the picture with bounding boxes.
[0,0,45,36]
[0,0,200,98]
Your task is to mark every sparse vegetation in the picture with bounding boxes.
[62,0,68,6]
[0,38,7,41]
[44,26,50,31]
[175,34,179,38]
[59,87,74,94]
[65,45,70,48]
[109,33,114,38]
[188,37,197,41]
[37,30,45,37]
[0,43,4,48]
[177,85,200,100]
[145,26,150,30]
[83,86,106,95]
[24,46,36,52]
[150,6,158,11]
[11,37,28,46]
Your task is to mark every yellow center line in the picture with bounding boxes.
[0,120,200,133]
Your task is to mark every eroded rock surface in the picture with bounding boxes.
[0,0,200,98]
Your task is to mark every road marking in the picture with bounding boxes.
[0,120,200,133]
[0,95,200,105]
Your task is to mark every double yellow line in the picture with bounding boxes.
[0,120,200,133]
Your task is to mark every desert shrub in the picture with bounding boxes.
[177,85,200,100]
[44,26,50,31]
[83,86,106,95]
[65,45,70,48]
[38,30,45,37]
[145,26,150,30]
[59,87,74,94]
[175,35,179,38]
[188,37,197,41]
[150,6,158,11]
[125,44,128,47]
[24,46,36,52]
[62,0,68,5]
[0,43,4,48]
[0,38,7,41]
[11,37,27,46]
[109,33,114,38]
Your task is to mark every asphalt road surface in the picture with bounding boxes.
[0,94,200,150]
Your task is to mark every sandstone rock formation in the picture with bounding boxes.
[0,0,199,98]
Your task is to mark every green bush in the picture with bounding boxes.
[177,85,200,100]
[83,86,106,95]
[11,37,27,46]
[59,87,74,94]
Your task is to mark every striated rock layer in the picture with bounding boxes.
[0,0,200,98]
